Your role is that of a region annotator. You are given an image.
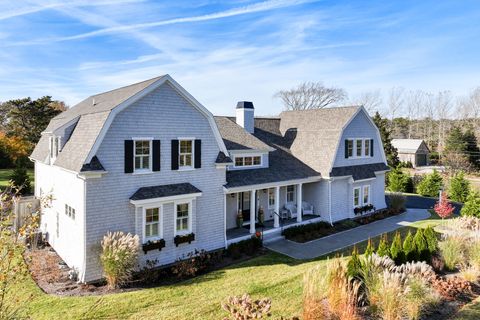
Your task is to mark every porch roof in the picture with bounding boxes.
[130,183,202,201]
[329,162,390,181]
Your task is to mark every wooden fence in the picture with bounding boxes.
[13,196,40,232]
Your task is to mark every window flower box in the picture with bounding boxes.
[354,204,375,215]
[174,233,195,247]
[142,239,166,254]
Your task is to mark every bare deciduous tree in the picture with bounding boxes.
[275,81,346,110]
[351,90,383,113]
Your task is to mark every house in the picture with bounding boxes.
[30,75,389,283]
[391,139,430,167]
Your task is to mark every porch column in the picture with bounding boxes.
[274,186,280,228]
[297,183,303,222]
[250,189,256,234]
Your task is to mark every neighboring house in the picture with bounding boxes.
[392,139,430,167]
[30,75,389,283]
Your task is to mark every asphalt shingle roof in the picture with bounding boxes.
[391,139,428,154]
[214,116,273,151]
[130,183,201,201]
[330,162,390,181]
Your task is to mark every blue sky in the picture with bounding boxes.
[1,0,480,116]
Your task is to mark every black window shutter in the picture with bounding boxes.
[171,140,179,170]
[370,139,374,157]
[344,139,349,158]
[124,140,134,173]
[194,139,201,169]
[153,140,161,171]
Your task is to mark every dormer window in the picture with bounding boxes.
[49,136,61,160]
[234,155,261,168]
[345,138,374,159]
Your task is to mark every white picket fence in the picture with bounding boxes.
[13,196,40,232]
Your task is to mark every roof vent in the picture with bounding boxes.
[235,101,254,133]
[92,98,96,106]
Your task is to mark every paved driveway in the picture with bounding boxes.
[386,194,462,214]
[265,209,430,260]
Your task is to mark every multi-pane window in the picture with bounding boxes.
[50,136,61,159]
[363,186,370,205]
[234,156,261,167]
[176,203,190,234]
[65,204,75,220]
[347,140,354,157]
[286,185,295,203]
[145,208,160,239]
[356,140,362,157]
[268,188,275,209]
[353,187,361,207]
[179,140,193,168]
[364,139,370,157]
[134,140,151,171]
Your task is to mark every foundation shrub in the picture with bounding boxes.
[226,236,262,259]
[172,249,222,279]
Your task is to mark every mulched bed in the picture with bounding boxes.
[283,208,405,243]
[23,244,266,296]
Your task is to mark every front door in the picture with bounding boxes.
[239,192,251,222]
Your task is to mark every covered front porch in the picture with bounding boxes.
[224,178,322,244]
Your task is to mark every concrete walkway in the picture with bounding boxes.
[265,209,431,260]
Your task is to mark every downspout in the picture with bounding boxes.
[328,179,333,226]
[80,176,87,283]
[224,192,227,248]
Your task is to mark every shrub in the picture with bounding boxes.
[438,236,464,271]
[9,157,31,195]
[416,170,443,197]
[226,236,262,259]
[387,169,411,193]
[461,191,480,218]
[172,249,221,279]
[222,293,272,319]
[404,276,437,320]
[303,260,361,320]
[388,192,406,212]
[282,221,333,242]
[376,234,390,257]
[413,228,429,262]
[423,226,438,254]
[390,232,405,265]
[434,196,455,219]
[403,231,416,262]
[447,216,480,232]
[448,171,470,203]
[100,231,140,289]
[364,238,374,257]
[347,247,362,280]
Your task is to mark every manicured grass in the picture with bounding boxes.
[0,168,34,190]
[9,208,477,320]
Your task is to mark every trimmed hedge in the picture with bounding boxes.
[226,236,263,259]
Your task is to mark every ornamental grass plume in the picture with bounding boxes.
[100,231,140,289]
[222,293,272,319]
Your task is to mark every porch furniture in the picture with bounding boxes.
[284,203,298,219]
[280,208,289,219]
[302,201,314,215]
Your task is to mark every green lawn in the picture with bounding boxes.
[8,209,476,319]
[0,168,34,190]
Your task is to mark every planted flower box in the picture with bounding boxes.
[142,239,166,254]
[174,233,195,247]
[354,204,375,215]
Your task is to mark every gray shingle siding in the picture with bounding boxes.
[82,83,226,282]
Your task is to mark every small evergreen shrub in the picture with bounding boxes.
[100,231,140,289]
[226,236,262,258]
[423,226,438,254]
[376,234,390,257]
[461,191,480,218]
[416,170,443,197]
[448,171,470,203]
[172,249,221,279]
[390,232,405,265]
[413,228,429,262]
[387,169,411,193]
[347,247,362,280]
[10,157,31,195]
[364,238,375,257]
[403,231,416,262]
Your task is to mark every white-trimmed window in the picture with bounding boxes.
[347,139,354,157]
[363,185,370,205]
[175,201,191,235]
[134,140,151,171]
[65,204,75,220]
[49,136,61,160]
[286,185,296,203]
[356,139,362,157]
[179,140,193,169]
[353,187,361,207]
[364,139,370,157]
[234,155,261,168]
[145,207,160,240]
[268,188,275,209]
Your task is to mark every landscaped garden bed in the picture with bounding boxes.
[282,207,405,243]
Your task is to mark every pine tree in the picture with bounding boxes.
[448,171,470,203]
[364,238,374,256]
[423,226,438,253]
[390,232,405,265]
[386,168,411,193]
[372,112,399,168]
[461,191,480,218]
[413,228,429,262]
[403,231,415,262]
[463,128,480,169]
[9,157,31,195]
[417,170,443,197]
[376,234,390,257]
[347,246,362,280]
